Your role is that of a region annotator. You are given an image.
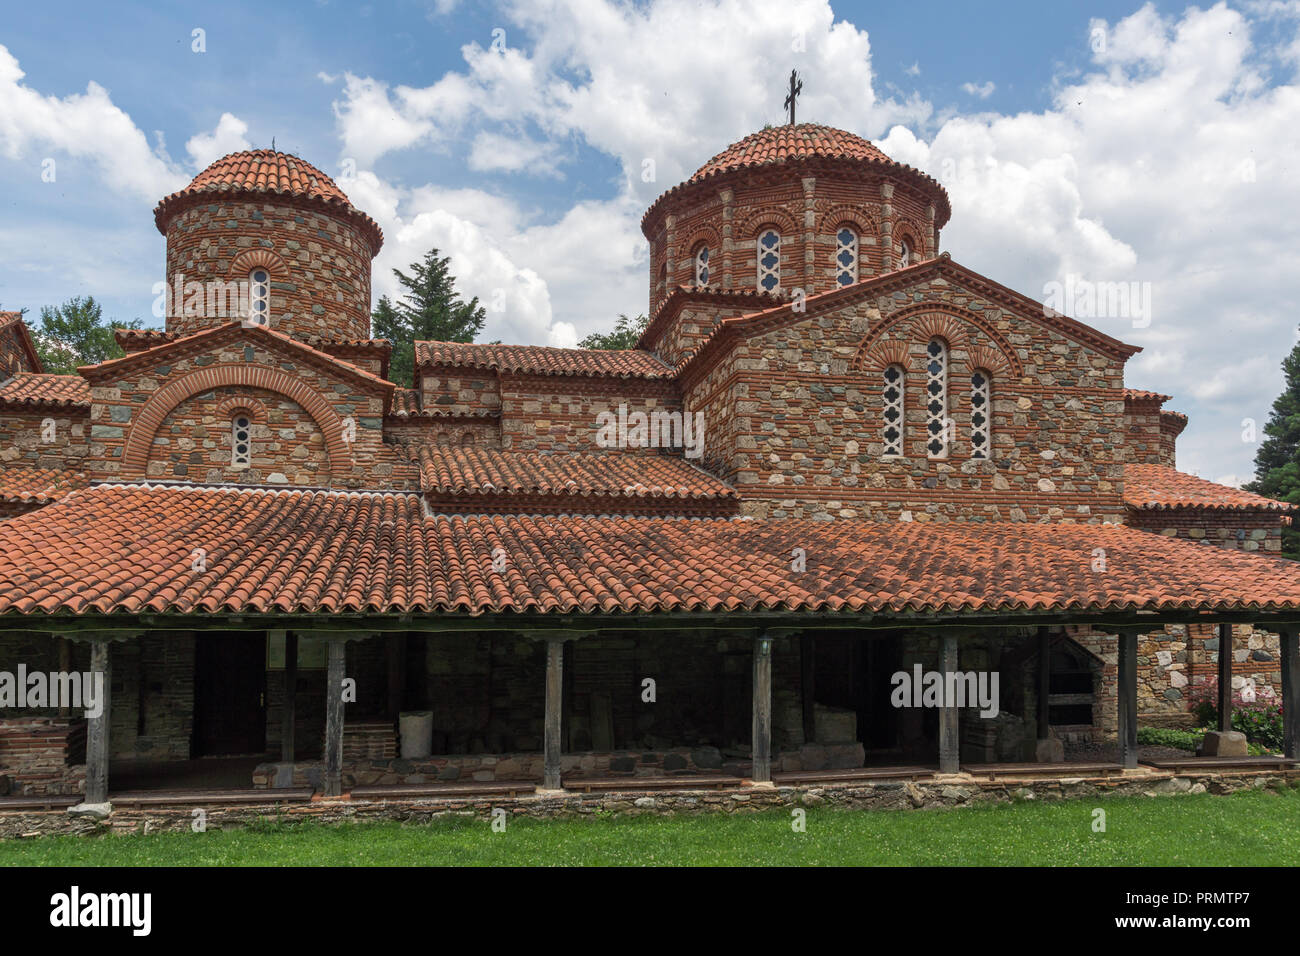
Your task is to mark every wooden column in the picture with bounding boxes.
[751,633,774,782]
[280,631,297,763]
[800,634,816,744]
[543,638,565,790]
[1117,628,1138,769]
[1281,626,1299,759]
[323,638,346,797]
[939,633,960,773]
[85,640,111,804]
[1036,626,1051,740]
[1217,622,1233,732]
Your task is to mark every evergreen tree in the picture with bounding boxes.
[371,250,486,387]
[1245,335,1300,558]
[32,296,141,374]
[578,313,649,350]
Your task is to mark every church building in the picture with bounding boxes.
[1,118,1299,807]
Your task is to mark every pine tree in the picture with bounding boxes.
[578,313,649,350]
[371,250,486,388]
[32,296,141,374]
[1245,335,1300,558]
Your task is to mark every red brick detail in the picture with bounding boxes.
[854,304,1024,378]
[968,345,1011,377]
[737,207,799,241]
[229,248,289,278]
[215,395,268,424]
[120,364,351,477]
[857,339,911,373]
[680,223,722,258]
[816,204,877,238]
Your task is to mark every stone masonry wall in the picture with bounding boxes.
[163,198,373,341]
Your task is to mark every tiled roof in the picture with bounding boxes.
[405,445,736,502]
[690,124,894,183]
[0,466,86,504]
[0,373,90,409]
[415,342,672,379]
[1124,464,1296,512]
[4,483,1300,617]
[1125,388,1172,403]
[154,150,382,252]
[0,312,44,373]
[176,149,351,204]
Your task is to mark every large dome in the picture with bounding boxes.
[689,123,897,183]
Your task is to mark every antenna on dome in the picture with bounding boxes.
[784,69,802,125]
[271,137,276,151]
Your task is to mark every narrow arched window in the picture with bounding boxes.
[925,338,949,458]
[231,415,252,468]
[248,269,270,326]
[756,229,781,291]
[970,370,991,459]
[694,245,710,286]
[835,227,858,286]
[899,240,912,268]
[882,364,904,456]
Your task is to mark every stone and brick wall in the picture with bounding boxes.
[0,410,89,469]
[162,198,373,341]
[0,718,86,795]
[1127,509,1283,553]
[0,322,38,379]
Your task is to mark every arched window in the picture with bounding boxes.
[899,239,913,268]
[970,370,991,459]
[694,245,710,286]
[882,364,904,456]
[925,338,948,458]
[835,227,859,287]
[231,414,252,468]
[756,229,781,291]
[248,269,270,326]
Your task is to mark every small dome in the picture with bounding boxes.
[153,149,382,254]
[689,123,896,183]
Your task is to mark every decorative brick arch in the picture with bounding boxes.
[894,217,927,259]
[737,207,799,240]
[815,204,878,238]
[121,364,351,478]
[853,304,1024,378]
[678,223,722,285]
[216,395,268,425]
[229,248,289,278]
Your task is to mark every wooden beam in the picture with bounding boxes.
[1036,626,1051,740]
[543,637,565,790]
[85,641,111,804]
[939,633,960,773]
[1217,622,1233,732]
[751,633,774,782]
[1282,626,1299,760]
[800,633,816,744]
[280,631,297,763]
[1116,628,1139,769]
[323,638,346,797]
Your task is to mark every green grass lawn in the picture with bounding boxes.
[3,786,1298,866]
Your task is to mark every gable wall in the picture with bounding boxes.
[498,374,682,454]
[0,325,38,378]
[686,275,1130,522]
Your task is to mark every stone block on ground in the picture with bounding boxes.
[1034,737,1065,762]
[1200,730,1248,756]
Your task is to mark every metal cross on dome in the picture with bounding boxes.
[784,69,802,125]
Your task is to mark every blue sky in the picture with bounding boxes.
[2,0,1300,485]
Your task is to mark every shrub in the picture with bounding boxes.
[1136,727,1201,751]
[1188,677,1284,752]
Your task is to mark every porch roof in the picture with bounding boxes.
[3,483,1300,621]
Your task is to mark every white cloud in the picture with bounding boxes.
[467,130,564,176]
[961,81,996,99]
[0,43,185,199]
[185,112,251,168]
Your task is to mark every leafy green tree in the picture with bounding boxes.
[578,313,649,350]
[31,296,142,374]
[371,250,486,387]
[1245,335,1300,558]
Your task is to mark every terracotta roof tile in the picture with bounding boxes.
[415,342,671,379]
[1125,387,1172,403]
[690,124,895,183]
[0,373,90,409]
[154,150,382,253]
[404,445,735,502]
[1125,464,1295,512]
[4,484,1300,617]
[0,466,86,504]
